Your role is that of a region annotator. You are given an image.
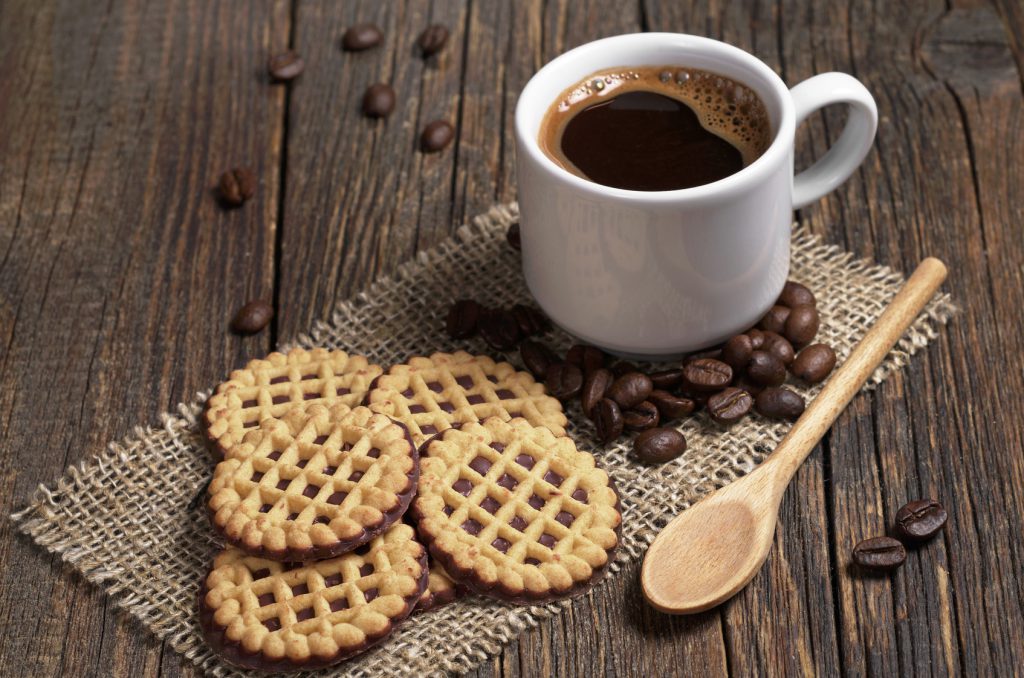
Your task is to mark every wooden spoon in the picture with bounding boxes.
[641,257,948,614]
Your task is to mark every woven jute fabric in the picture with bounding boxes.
[11,203,954,677]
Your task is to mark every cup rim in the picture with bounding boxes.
[515,32,796,202]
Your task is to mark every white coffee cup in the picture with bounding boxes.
[515,33,877,358]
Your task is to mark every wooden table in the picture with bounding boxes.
[2,1,1023,676]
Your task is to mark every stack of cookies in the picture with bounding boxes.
[199,348,622,671]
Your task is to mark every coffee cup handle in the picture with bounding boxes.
[789,73,878,209]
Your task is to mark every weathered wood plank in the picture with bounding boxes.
[0,0,288,676]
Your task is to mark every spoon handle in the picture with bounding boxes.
[765,257,948,485]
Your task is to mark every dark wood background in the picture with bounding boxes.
[2,0,1022,676]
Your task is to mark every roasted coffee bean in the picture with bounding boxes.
[682,358,733,392]
[592,398,624,443]
[760,331,795,366]
[606,372,654,409]
[417,24,449,56]
[755,387,805,420]
[421,120,454,152]
[479,308,521,350]
[231,300,273,334]
[778,280,816,308]
[747,328,765,349]
[784,304,820,347]
[610,361,638,377]
[633,428,687,464]
[623,400,660,431]
[649,389,695,419]
[511,304,549,337]
[649,368,685,390]
[219,167,256,207]
[545,362,583,401]
[519,339,555,378]
[446,299,482,339]
[758,305,791,334]
[733,377,764,397]
[268,51,304,81]
[895,499,947,542]
[683,347,723,365]
[852,536,906,571]
[362,83,396,117]
[678,386,708,412]
[342,24,383,51]
[581,368,614,417]
[506,223,521,250]
[746,350,786,387]
[707,387,753,425]
[722,334,754,371]
[791,343,836,383]
[566,344,605,376]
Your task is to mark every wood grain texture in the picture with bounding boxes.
[1,0,1022,676]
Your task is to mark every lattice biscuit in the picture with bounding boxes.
[366,351,567,446]
[412,417,621,603]
[414,560,459,614]
[204,348,383,457]
[199,523,428,672]
[208,405,418,561]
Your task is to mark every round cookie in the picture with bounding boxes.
[366,351,567,446]
[199,523,428,672]
[208,405,418,561]
[412,417,621,603]
[204,347,383,458]
[414,560,459,614]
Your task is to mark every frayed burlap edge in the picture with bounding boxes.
[12,202,956,678]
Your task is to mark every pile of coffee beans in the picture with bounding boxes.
[852,498,947,572]
[443,279,838,466]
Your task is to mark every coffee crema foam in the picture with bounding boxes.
[539,66,772,178]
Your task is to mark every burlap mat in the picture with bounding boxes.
[12,203,954,677]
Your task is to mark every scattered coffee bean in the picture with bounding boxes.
[511,304,549,337]
[418,24,449,56]
[895,499,947,542]
[733,377,764,397]
[581,368,614,417]
[784,304,820,347]
[633,428,687,464]
[754,387,805,420]
[446,299,482,339]
[623,400,660,431]
[759,305,791,334]
[519,339,555,378]
[649,368,684,390]
[746,350,786,387]
[421,120,454,152]
[606,372,654,409]
[722,334,754,371]
[362,83,396,117]
[707,387,753,425]
[545,362,583,401]
[682,358,733,392]
[506,222,521,250]
[342,24,383,51]
[610,361,638,377]
[791,343,836,383]
[218,167,256,207]
[760,331,795,366]
[683,347,723,365]
[778,280,816,308]
[566,344,605,376]
[852,536,906,571]
[231,300,273,334]
[747,328,765,349]
[592,398,624,443]
[268,51,304,81]
[649,390,695,419]
[479,308,521,350]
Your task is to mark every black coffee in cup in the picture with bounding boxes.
[538,66,772,191]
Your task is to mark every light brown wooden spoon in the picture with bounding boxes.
[642,257,948,614]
